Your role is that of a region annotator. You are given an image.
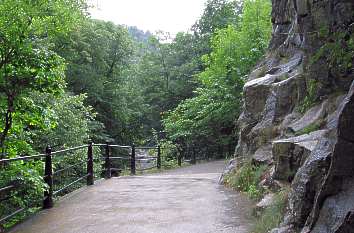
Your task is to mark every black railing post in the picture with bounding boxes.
[157,145,161,169]
[87,141,94,185]
[43,145,53,209]
[105,142,111,179]
[178,154,182,167]
[192,147,196,165]
[131,144,136,175]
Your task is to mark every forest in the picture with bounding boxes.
[0,0,272,228]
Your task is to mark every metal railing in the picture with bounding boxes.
[0,142,161,227]
[101,144,161,177]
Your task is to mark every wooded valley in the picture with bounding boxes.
[0,0,272,229]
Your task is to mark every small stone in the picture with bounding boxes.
[256,193,276,209]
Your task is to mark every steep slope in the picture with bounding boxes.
[232,0,354,232]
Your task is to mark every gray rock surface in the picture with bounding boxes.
[310,179,354,233]
[224,0,354,232]
[252,144,273,165]
[219,158,238,184]
[256,193,275,209]
[288,101,328,133]
[272,130,327,181]
[243,74,277,121]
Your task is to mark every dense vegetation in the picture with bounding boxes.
[0,0,271,228]
[163,0,271,160]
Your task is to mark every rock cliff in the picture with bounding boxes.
[232,0,354,232]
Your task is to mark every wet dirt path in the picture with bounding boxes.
[10,160,252,233]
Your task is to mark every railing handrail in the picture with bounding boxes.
[0,141,162,228]
[51,145,88,156]
[135,146,158,150]
[0,143,162,163]
[0,154,45,164]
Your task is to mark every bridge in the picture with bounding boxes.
[0,143,252,233]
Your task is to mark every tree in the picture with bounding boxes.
[55,19,148,144]
[0,0,86,155]
[131,31,202,137]
[192,0,243,57]
[193,0,242,36]
[0,1,89,227]
[164,0,272,159]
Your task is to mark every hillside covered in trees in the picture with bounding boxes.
[0,0,271,162]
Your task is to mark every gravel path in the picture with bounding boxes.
[9,160,252,233]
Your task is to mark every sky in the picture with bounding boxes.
[88,0,207,36]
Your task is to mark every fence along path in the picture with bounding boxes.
[0,142,161,228]
[8,160,253,233]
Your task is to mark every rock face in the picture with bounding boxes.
[230,0,354,232]
[272,130,327,182]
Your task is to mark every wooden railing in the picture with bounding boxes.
[0,142,161,226]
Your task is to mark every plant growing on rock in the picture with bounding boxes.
[223,160,267,200]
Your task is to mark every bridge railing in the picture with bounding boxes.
[0,142,161,227]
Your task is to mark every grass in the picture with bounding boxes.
[299,79,318,114]
[252,188,289,233]
[223,160,267,200]
[294,120,324,136]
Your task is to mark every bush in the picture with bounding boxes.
[160,140,180,169]
[0,161,47,229]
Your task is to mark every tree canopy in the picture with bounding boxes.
[163,0,272,158]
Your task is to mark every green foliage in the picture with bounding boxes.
[192,0,243,56]
[159,140,180,169]
[311,31,354,75]
[295,120,324,136]
[193,0,242,35]
[30,93,95,149]
[130,31,203,136]
[163,0,272,159]
[0,1,94,228]
[0,0,86,152]
[55,19,143,144]
[0,161,47,228]
[299,79,318,113]
[224,161,267,200]
[253,189,289,233]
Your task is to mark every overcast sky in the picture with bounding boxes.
[88,0,207,35]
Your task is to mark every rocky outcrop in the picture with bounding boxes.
[219,158,238,183]
[229,0,354,232]
[253,144,273,165]
[288,101,327,133]
[272,130,327,182]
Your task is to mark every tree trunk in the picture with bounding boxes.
[0,94,15,158]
